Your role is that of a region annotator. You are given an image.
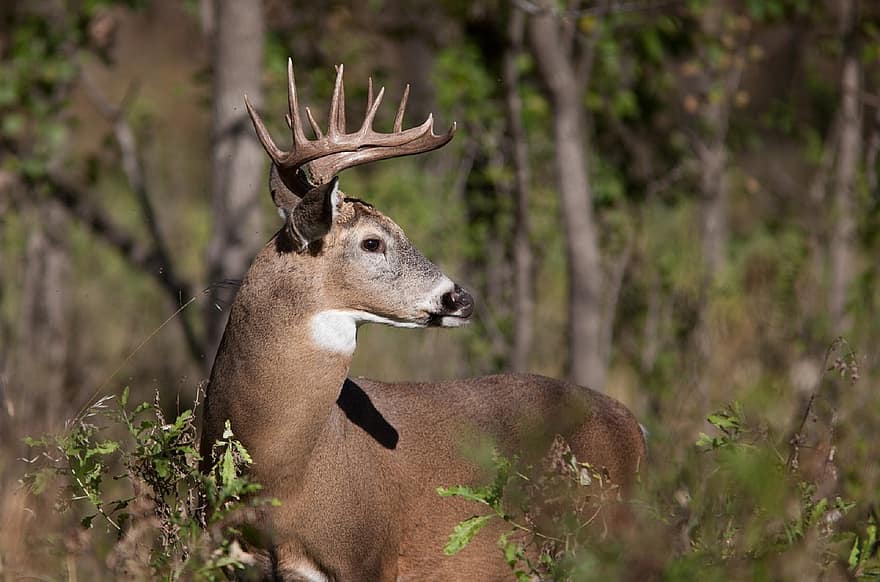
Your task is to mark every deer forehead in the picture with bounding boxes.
[328,201,407,245]
[335,199,397,229]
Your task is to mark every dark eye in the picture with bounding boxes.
[361,238,385,253]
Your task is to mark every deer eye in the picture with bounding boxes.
[361,238,385,253]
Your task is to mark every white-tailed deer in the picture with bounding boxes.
[201,59,645,581]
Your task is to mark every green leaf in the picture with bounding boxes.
[120,386,129,408]
[23,435,49,447]
[437,485,490,505]
[696,433,723,449]
[498,532,523,569]
[221,446,236,486]
[849,535,861,570]
[443,514,493,555]
[133,402,152,415]
[87,440,120,457]
[233,441,253,465]
[808,497,828,526]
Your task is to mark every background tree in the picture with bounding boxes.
[2,0,880,578]
[829,0,862,333]
[526,1,612,391]
[204,0,266,360]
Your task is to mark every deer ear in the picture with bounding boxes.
[287,176,341,251]
[269,165,301,214]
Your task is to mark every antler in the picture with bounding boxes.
[245,58,456,190]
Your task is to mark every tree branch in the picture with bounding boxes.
[79,74,207,370]
[38,174,206,369]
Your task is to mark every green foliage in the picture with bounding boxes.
[696,401,744,449]
[848,519,880,578]
[440,340,879,580]
[24,389,271,580]
[0,0,143,175]
[443,514,494,556]
[439,439,623,581]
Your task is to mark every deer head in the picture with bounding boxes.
[242,60,472,354]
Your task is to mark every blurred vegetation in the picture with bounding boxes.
[24,388,270,580]
[1,0,879,580]
[441,338,880,580]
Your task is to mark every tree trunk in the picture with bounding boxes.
[205,0,266,362]
[503,7,534,373]
[528,10,606,391]
[829,0,861,333]
[699,144,729,278]
[696,2,740,282]
[691,1,743,388]
[9,205,70,437]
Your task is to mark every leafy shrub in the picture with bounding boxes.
[440,338,880,580]
[24,387,272,580]
[439,436,623,581]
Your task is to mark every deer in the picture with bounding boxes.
[200,59,646,582]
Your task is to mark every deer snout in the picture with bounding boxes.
[441,284,474,318]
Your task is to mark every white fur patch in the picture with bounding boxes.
[437,315,470,328]
[289,561,330,582]
[310,309,423,354]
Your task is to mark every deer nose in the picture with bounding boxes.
[441,284,474,318]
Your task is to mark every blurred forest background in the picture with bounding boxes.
[2,0,880,579]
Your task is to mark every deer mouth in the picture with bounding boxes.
[426,313,472,328]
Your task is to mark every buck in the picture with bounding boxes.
[201,59,646,581]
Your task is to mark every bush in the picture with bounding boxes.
[24,387,273,581]
[440,338,880,580]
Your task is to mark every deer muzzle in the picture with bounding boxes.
[429,284,473,327]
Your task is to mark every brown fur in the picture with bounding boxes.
[201,199,646,581]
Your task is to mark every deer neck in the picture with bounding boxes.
[206,243,355,489]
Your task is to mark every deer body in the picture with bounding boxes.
[201,60,645,581]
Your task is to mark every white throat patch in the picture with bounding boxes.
[309,310,423,355]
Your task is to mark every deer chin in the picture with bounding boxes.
[426,313,472,328]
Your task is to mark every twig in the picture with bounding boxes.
[73,290,207,422]
[40,174,205,369]
[785,337,856,471]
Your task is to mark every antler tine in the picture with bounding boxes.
[359,86,385,137]
[244,94,285,165]
[338,72,346,133]
[305,107,323,139]
[287,58,308,145]
[393,84,410,132]
[328,64,345,137]
[366,77,374,113]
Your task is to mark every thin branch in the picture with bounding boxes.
[785,337,856,471]
[574,11,603,91]
[645,161,688,199]
[598,232,634,366]
[808,112,841,204]
[80,74,206,369]
[40,174,205,369]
